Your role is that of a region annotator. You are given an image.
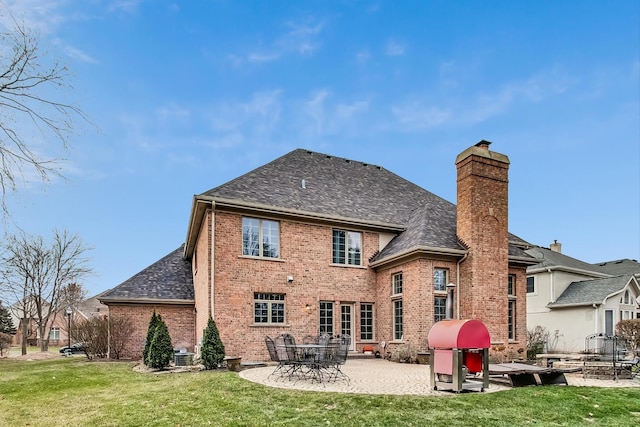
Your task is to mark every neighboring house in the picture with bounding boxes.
[100,142,538,361]
[526,243,640,352]
[75,292,110,320]
[9,299,72,347]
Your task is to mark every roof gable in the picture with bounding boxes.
[201,149,449,227]
[548,275,640,308]
[100,245,194,303]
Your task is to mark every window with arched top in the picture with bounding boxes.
[624,290,630,305]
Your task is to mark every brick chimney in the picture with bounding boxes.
[455,140,510,343]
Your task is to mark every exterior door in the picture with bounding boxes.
[605,310,614,336]
[340,303,355,350]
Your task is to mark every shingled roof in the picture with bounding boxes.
[525,247,610,277]
[593,259,640,277]
[100,245,194,304]
[198,148,532,263]
[547,275,639,308]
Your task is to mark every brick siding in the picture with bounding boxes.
[109,304,195,360]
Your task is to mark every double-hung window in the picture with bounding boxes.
[393,300,403,340]
[319,301,334,335]
[254,293,285,324]
[242,217,279,258]
[433,268,448,322]
[526,276,535,293]
[360,303,374,341]
[391,273,403,340]
[508,274,516,340]
[49,327,60,341]
[332,230,362,265]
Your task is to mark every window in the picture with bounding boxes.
[49,327,60,341]
[393,300,403,340]
[433,268,448,291]
[360,303,374,340]
[434,268,448,322]
[332,230,362,265]
[392,273,403,295]
[508,275,517,340]
[508,275,516,296]
[508,300,516,340]
[242,217,279,258]
[254,293,285,324]
[526,276,535,293]
[624,290,630,305]
[319,301,334,335]
[434,296,447,322]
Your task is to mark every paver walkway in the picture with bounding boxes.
[239,358,507,395]
[240,358,640,395]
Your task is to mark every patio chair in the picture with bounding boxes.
[302,335,318,344]
[265,336,286,379]
[279,334,306,379]
[327,334,350,384]
[265,334,297,378]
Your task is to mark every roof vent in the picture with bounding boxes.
[301,179,306,189]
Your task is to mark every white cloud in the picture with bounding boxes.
[304,89,329,135]
[107,0,143,14]
[355,49,371,64]
[391,103,452,130]
[208,90,282,137]
[230,17,324,66]
[246,52,281,63]
[384,39,405,56]
[0,0,70,35]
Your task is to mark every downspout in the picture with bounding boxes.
[210,202,215,320]
[456,252,469,319]
[547,268,555,303]
[593,303,598,333]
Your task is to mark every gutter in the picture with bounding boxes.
[99,298,196,305]
[369,246,468,268]
[527,265,611,278]
[546,301,600,309]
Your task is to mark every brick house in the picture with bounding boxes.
[100,141,537,361]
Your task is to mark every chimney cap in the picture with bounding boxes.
[475,140,492,148]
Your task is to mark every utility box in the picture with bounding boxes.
[428,319,490,392]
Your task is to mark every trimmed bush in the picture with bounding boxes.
[143,311,160,365]
[146,316,173,370]
[201,317,225,370]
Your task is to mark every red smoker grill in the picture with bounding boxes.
[428,319,490,392]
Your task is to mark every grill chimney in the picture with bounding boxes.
[445,283,456,320]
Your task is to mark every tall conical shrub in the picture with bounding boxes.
[146,316,173,370]
[143,311,160,365]
[201,317,225,370]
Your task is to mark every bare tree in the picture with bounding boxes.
[0,229,92,352]
[58,282,87,311]
[0,10,88,212]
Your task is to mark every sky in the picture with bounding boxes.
[1,0,638,298]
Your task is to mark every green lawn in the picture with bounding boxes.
[1,357,639,426]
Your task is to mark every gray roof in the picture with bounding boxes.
[526,247,608,276]
[548,275,634,307]
[100,245,194,303]
[202,148,532,263]
[593,259,640,277]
